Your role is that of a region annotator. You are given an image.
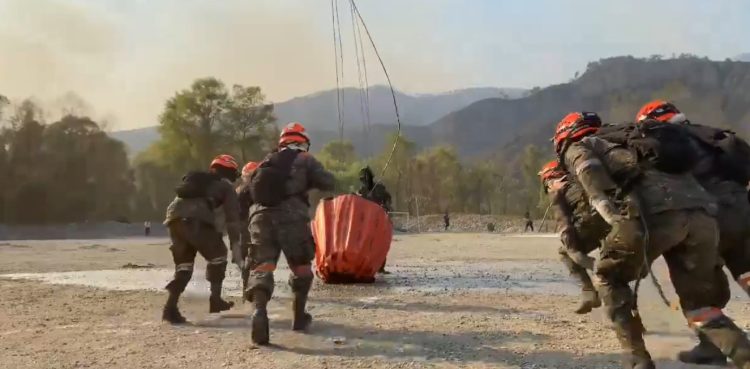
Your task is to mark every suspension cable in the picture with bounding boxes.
[333,0,346,142]
[349,0,370,156]
[350,0,402,182]
[330,0,343,143]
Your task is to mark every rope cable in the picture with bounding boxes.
[333,0,346,142]
[330,0,343,143]
[349,1,371,155]
[350,0,402,184]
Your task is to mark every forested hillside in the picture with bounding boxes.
[431,56,750,159]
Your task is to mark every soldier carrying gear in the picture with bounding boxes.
[555,111,750,369]
[357,166,392,212]
[162,154,243,324]
[245,122,335,345]
[356,166,393,274]
[236,161,259,292]
[539,160,608,314]
[636,100,750,366]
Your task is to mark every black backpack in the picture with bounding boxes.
[249,149,300,207]
[175,171,221,199]
[684,124,750,184]
[596,121,698,174]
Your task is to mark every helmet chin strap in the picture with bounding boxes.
[668,112,687,124]
[283,142,310,152]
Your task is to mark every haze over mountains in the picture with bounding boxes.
[113,56,750,160]
[431,56,750,159]
[111,86,527,156]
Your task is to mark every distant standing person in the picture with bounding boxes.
[443,212,450,231]
[524,211,534,232]
[144,221,151,237]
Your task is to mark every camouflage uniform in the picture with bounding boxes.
[246,149,334,344]
[163,177,241,316]
[547,175,610,314]
[676,125,750,365]
[563,135,750,369]
[236,180,253,290]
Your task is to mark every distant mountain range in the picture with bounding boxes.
[429,56,750,159]
[113,56,750,163]
[734,53,750,62]
[111,86,527,156]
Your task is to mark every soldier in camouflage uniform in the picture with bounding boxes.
[236,161,258,292]
[554,111,750,369]
[357,166,393,273]
[636,101,750,366]
[245,122,335,345]
[539,160,609,314]
[162,154,242,324]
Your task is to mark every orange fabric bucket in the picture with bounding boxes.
[312,194,393,283]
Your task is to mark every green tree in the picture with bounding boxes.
[158,77,229,172]
[221,85,277,163]
[520,144,546,215]
[317,140,361,193]
[374,132,416,212]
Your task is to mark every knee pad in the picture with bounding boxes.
[206,259,227,283]
[247,270,275,297]
[166,269,193,293]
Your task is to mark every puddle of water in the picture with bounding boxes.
[1,259,581,297]
[2,267,294,298]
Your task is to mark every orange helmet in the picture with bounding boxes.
[210,154,238,170]
[636,100,686,123]
[279,122,310,147]
[538,160,563,182]
[241,161,259,177]
[553,112,602,154]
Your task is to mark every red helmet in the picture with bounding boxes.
[210,154,238,170]
[553,112,602,153]
[279,122,310,147]
[538,160,563,182]
[241,161,259,177]
[636,100,686,123]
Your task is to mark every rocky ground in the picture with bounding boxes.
[0,233,747,369]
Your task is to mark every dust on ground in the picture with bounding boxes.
[0,233,746,369]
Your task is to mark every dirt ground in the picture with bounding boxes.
[1,233,748,369]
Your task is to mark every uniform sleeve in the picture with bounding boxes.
[305,154,336,191]
[564,139,621,224]
[221,181,241,246]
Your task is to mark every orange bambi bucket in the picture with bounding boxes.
[312,194,393,283]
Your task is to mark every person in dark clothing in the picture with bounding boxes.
[162,154,242,324]
[245,122,335,345]
[443,212,450,231]
[523,211,534,232]
[357,166,393,274]
[236,161,258,292]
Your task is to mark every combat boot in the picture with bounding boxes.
[251,289,270,345]
[698,316,750,368]
[209,282,234,313]
[677,332,727,366]
[290,276,313,331]
[613,313,654,369]
[162,291,187,324]
[574,289,601,314]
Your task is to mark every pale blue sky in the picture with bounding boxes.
[1,0,748,128]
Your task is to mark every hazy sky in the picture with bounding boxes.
[1,0,749,129]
